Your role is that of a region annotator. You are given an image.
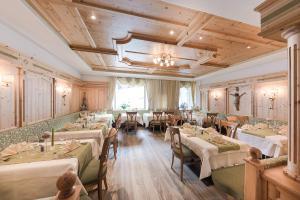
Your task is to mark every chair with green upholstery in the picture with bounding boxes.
[169,127,195,181]
[81,128,116,200]
[212,164,245,200]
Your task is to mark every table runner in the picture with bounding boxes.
[196,132,240,153]
[242,128,277,138]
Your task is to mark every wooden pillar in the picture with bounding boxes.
[282,26,300,181]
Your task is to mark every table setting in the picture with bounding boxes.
[236,123,288,157]
[165,123,249,179]
[0,138,99,200]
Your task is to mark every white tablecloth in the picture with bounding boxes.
[120,113,143,125]
[94,113,114,127]
[236,128,288,157]
[54,130,104,153]
[0,139,98,200]
[165,128,249,179]
[191,112,206,126]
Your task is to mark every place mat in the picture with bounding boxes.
[196,133,240,153]
[242,128,277,138]
[0,143,92,176]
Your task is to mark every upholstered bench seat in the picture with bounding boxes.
[212,164,245,200]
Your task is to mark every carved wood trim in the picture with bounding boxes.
[69,45,118,55]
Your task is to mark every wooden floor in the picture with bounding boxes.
[89,128,226,200]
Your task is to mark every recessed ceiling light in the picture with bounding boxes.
[199,36,203,40]
[247,46,251,49]
[169,30,175,35]
[90,15,96,20]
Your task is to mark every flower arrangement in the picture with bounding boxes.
[120,103,130,110]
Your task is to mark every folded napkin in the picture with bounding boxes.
[210,135,225,144]
[278,125,288,135]
[254,123,268,129]
[90,122,107,130]
[241,124,254,130]
[182,123,193,129]
[205,127,219,134]
[64,140,80,152]
[182,128,195,136]
[0,142,32,157]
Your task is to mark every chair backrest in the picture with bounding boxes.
[107,127,118,143]
[226,115,239,122]
[219,120,238,138]
[115,113,122,130]
[164,111,175,115]
[186,110,193,121]
[98,129,116,179]
[126,112,137,122]
[153,112,163,121]
[169,127,183,156]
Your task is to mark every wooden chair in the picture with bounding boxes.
[81,128,117,200]
[125,112,137,133]
[203,112,218,128]
[149,111,163,133]
[219,120,238,138]
[185,110,197,125]
[169,127,194,181]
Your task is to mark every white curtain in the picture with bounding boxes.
[106,77,116,110]
[146,79,180,111]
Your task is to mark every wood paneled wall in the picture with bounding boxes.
[199,73,288,121]
[0,60,18,130]
[80,83,108,112]
[208,88,226,113]
[24,70,52,124]
[0,46,85,131]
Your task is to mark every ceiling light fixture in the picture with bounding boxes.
[153,53,175,67]
[247,46,251,49]
[90,15,96,20]
[169,30,175,35]
[199,36,203,40]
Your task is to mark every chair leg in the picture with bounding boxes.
[104,176,108,190]
[171,153,174,169]
[180,158,184,182]
[98,179,102,200]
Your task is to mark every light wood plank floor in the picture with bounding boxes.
[89,128,226,200]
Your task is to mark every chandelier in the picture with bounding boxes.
[153,53,175,67]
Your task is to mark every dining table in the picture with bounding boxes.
[94,113,114,127]
[236,128,288,157]
[165,126,249,179]
[0,139,98,200]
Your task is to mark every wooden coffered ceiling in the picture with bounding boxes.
[27,0,286,78]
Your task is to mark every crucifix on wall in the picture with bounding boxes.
[230,87,246,111]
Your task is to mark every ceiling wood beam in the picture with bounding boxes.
[202,62,229,68]
[177,13,214,46]
[115,32,218,52]
[70,45,118,55]
[70,0,188,29]
[73,8,107,67]
[91,66,195,78]
[199,28,285,49]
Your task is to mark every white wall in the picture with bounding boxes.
[196,49,287,85]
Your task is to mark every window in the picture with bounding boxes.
[114,82,147,110]
[179,86,193,109]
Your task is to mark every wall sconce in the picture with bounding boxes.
[0,75,14,87]
[264,88,278,110]
[56,85,72,106]
[212,91,219,107]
